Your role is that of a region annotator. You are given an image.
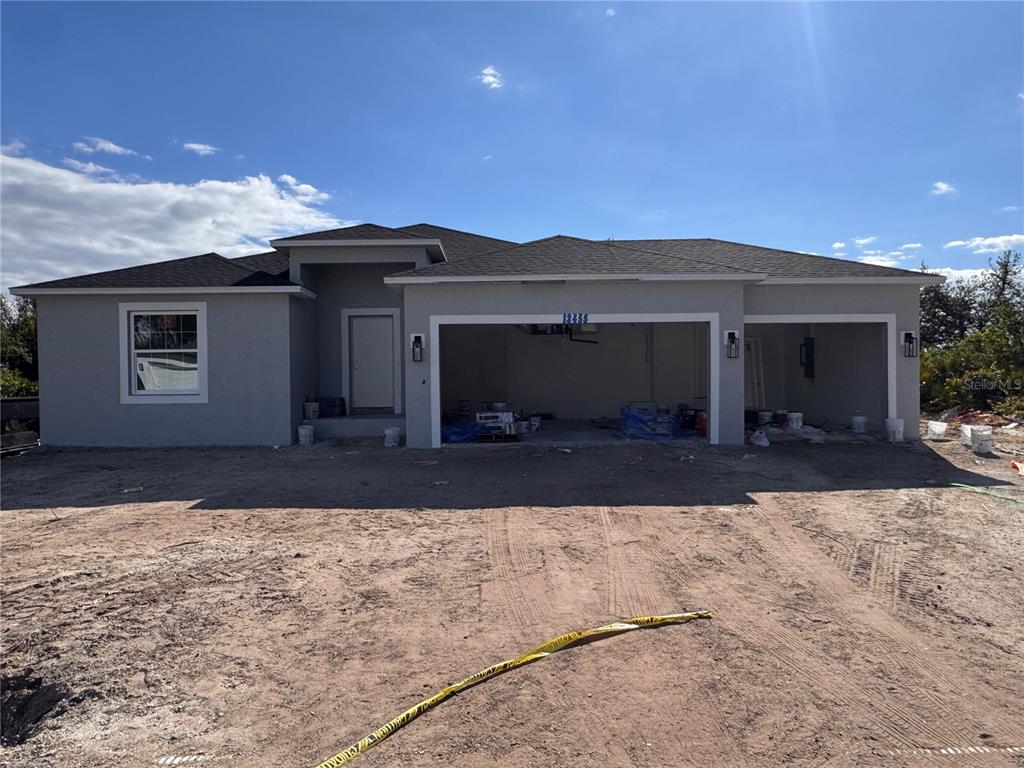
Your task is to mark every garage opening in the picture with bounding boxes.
[743,321,891,434]
[437,320,713,445]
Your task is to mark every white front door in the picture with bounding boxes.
[349,315,395,411]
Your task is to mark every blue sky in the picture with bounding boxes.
[1,1,1022,288]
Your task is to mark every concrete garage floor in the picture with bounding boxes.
[1,432,1023,767]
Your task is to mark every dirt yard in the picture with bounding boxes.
[2,427,1023,767]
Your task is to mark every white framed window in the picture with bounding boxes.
[119,302,208,404]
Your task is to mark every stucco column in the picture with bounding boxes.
[717,305,747,446]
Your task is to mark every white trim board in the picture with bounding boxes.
[341,308,403,415]
[118,301,209,405]
[428,312,721,448]
[743,313,898,421]
[13,286,314,297]
[385,273,764,285]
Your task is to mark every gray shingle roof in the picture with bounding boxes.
[390,236,756,278]
[232,251,290,278]
[277,223,427,241]
[16,253,295,289]
[397,223,516,261]
[616,238,924,278]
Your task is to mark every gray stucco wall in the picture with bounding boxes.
[36,293,294,446]
[402,281,747,448]
[743,284,921,433]
[289,295,319,431]
[310,263,412,401]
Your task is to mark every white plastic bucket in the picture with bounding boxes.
[970,425,993,454]
[757,410,773,426]
[297,424,314,446]
[927,421,948,440]
[852,415,868,434]
[529,416,542,432]
[787,412,804,430]
[885,417,904,443]
[384,426,401,448]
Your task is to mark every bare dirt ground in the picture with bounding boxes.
[2,425,1023,767]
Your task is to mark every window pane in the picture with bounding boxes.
[180,314,197,332]
[157,314,180,331]
[180,331,198,349]
[134,351,199,392]
[133,315,154,350]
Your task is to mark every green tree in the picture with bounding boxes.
[1,295,38,395]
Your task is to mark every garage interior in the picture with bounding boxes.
[743,322,889,431]
[439,321,711,443]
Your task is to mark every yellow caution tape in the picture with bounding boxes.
[311,611,713,768]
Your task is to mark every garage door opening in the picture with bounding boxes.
[437,320,713,445]
[743,321,892,433]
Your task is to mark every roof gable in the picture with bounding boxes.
[276,223,425,242]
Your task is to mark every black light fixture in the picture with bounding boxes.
[725,330,740,359]
[902,331,919,358]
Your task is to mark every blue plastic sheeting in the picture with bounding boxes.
[442,422,486,443]
[616,405,683,443]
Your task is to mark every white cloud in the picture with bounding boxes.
[832,251,847,257]
[831,241,845,249]
[477,66,504,90]
[73,136,137,156]
[886,251,904,258]
[605,8,617,16]
[277,173,328,204]
[930,180,955,196]
[852,235,876,247]
[482,155,493,160]
[62,157,116,175]
[943,234,1024,254]
[1018,91,1024,101]
[858,255,900,268]
[921,266,988,283]
[1,139,27,155]
[862,249,884,256]
[997,205,1021,213]
[900,242,923,250]
[183,142,220,156]
[0,152,345,290]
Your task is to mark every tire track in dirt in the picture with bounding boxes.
[749,495,1017,742]
[597,505,665,617]
[616,502,1003,754]
[628,510,934,751]
[589,505,749,768]
[483,507,556,628]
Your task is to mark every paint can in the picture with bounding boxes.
[926,421,948,440]
[303,401,320,421]
[787,412,804,430]
[885,417,904,443]
[757,410,773,426]
[384,426,401,448]
[851,415,868,433]
[970,425,993,454]
[297,424,314,446]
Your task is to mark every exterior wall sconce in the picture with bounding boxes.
[901,331,918,358]
[410,333,425,363]
[724,330,740,359]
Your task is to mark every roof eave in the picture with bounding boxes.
[383,272,767,285]
[758,275,946,285]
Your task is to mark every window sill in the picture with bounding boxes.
[120,393,209,405]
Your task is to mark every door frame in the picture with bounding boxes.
[341,307,403,415]
[429,313,721,448]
